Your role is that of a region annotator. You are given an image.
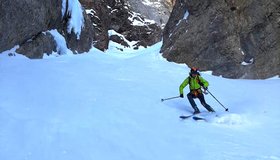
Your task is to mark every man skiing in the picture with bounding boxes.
[179,67,215,114]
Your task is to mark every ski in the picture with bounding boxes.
[180,115,207,121]
[179,114,194,120]
[193,113,219,121]
[192,116,207,121]
[180,112,218,121]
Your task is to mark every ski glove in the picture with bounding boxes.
[180,94,184,98]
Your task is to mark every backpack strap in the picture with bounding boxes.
[189,76,204,87]
[197,76,204,87]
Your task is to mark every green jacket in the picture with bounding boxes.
[179,75,209,95]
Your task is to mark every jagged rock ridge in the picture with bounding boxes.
[126,0,175,26]
[80,0,162,51]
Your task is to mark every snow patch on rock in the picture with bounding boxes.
[62,0,85,39]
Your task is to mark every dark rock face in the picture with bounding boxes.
[16,33,56,59]
[64,11,94,54]
[0,0,62,53]
[161,0,280,79]
[123,23,162,49]
[0,0,93,58]
[126,0,174,26]
[81,0,110,51]
[1,0,161,58]
[110,35,130,48]
[109,2,162,48]
[81,0,162,51]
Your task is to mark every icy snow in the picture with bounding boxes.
[108,30,144,51]
[128,11,156,26]
[176,10,189,26]
[62,0,84,39]
[85,9,95,16]
[0,42,280,160]
[142,0,161,8]
[183,11,189,20]
[48,29,72,56]
[0,45,19,57]
[241,58,254,65]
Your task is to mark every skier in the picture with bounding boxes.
[179,67,215,114]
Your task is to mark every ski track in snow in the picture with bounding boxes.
[0,42,280,160]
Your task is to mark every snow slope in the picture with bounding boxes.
[0,42,280,160]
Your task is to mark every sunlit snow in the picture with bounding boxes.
[0,41,279,160]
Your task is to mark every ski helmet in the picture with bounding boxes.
[190,67,199,75]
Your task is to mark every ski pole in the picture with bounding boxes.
[161,96,180,102]
[206,89,229,111]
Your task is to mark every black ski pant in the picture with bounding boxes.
[187,92,215,112]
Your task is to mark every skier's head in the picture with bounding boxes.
[190,67,199,76]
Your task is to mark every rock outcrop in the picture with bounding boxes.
[126,0,174,26]
[80,0,110,51]
[16,33,56,59]
[0,0,61,58]
[63,11,94,54]
[161,0,280,79]
[81,0,162,51]
[0,0,93,58]
[0,0,162,58]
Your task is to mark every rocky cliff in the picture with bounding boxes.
[0,0,93,58]
[80,0,162,51]
[161,0,280,79]
[126,0,174,26]
[0,0,162,58]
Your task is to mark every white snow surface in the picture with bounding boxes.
[142,0,161,8]
[128,11,156,26]
[0,45,19,56]
[0,42,280,160]
[48,29,73,56]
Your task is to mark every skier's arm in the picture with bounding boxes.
[199,76,209,88]
[179,78,189,95]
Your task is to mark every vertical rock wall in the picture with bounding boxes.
[161,0,280,79]
[0,0,93,58]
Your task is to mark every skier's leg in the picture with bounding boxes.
[187,93,200,114]
[197,94,215,112]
